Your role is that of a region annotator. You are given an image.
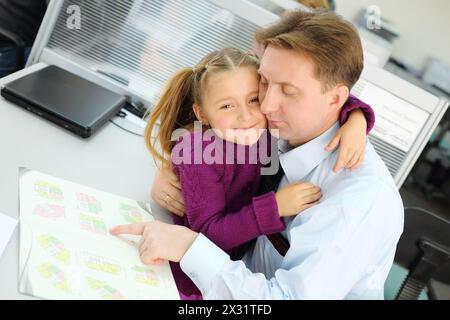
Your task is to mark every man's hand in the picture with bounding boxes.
[150,167,185,216]
[110,221,198,265]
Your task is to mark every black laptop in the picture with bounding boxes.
[0,65,126,138]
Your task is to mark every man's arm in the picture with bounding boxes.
[180,182,403,299]
[181,203,359,299]
[112,181,402,299]
[150,166,185,216]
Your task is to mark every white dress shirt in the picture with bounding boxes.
[180,122,404,299]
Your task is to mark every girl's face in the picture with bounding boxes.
[194,67,267,145]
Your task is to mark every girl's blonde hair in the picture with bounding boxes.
[145,47,260,166]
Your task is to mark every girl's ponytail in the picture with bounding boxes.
[145,48,260,166]
[145,68,197,166]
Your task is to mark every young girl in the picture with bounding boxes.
[144,48,374,300]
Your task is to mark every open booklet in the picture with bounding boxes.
[18,169,180,300]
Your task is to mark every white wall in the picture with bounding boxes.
[335,0,450,71]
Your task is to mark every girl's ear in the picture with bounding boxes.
[192,104,209,125]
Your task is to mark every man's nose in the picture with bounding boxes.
[260,86,279,115]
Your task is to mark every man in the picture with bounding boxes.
[112,10,404,299]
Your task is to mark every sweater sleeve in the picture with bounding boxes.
[172,160,284,251]
[339,94,375,134]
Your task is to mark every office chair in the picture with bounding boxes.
[0,26,25,74]
[394,207,450,300]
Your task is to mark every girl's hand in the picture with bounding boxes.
[326,109,367,173]
[275,182,322,217]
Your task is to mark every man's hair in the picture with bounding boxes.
[255,10,363,91]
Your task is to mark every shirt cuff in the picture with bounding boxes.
[180,233,229,293]
[252,191,285,234]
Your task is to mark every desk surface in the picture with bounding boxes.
[0,64,167,299]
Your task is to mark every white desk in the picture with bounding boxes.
[0,64,168,299]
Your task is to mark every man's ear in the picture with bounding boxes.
[192,104,209,125]
[328,84,350,112]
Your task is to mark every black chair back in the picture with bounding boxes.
[395,207,450,299]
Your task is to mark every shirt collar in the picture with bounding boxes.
[279,122,339,183]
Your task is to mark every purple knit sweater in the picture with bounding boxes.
[169,95,375,299]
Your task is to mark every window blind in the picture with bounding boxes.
[47,0,262,104]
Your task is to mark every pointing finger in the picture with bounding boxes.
[110,223,146,236]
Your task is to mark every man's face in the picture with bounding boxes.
[258,45,334,147]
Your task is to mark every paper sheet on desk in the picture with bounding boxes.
[0,212,17,259]
[18,168,179,300]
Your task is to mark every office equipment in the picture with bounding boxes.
[0,64,166,299]
[1,65,125,138]
[94,68,130,87]
[351,64,449,188]
[354,7,399,67]
[25,0,278,116]
[422,58,450,95]
[0,212,17,260]
[355,7,400,42]
[123,100,147,119]
[394,207,450,300]
[358,27,393,68]
[19,168,179,300]
[248,0,310,15]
